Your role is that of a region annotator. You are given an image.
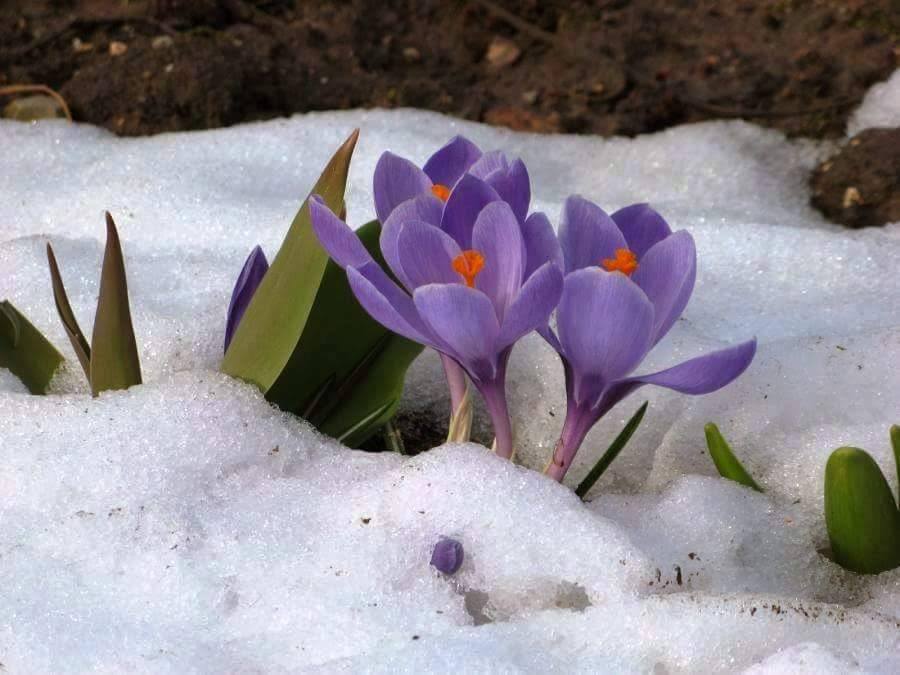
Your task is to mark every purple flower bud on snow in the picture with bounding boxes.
[430,537,464,575]
[224,245,268,352]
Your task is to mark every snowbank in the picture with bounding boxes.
[1,72,898,672]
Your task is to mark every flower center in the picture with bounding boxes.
[452,250,485,288]
[431,183,451,202]
[601,248,638,276]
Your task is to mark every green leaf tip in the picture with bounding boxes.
[824,446,900,575]
[89,212,143,396]
[575,401,648,499]
[221,128,361,392]
[46,242,91,379]
[704,422,763,492]
[46,213,142,396]
[0,300,65,394]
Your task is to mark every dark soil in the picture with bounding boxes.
[1,0,897,138]
[811,128,900,228]
[1,1,898,227]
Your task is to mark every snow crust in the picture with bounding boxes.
[848,69,900,136]
[1,71,899,672]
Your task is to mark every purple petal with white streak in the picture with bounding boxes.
[346,262,432,346]
[440,174,500,249]
[471,201,525,321]
[373,152,432,224]
[379,193,444,289]
[497,262,563,350]
[522,211,563,279]
[423,136,482,188]
[484,158,531,223]
[414,284,500,382]
[397,221,463,288]
[611,203,673,258]
[559,195,627,274]
[631,230,696,345]
[309,196,372,269]
[557,269,654,406]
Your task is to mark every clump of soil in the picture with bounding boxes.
[1,0,896,138]
[810,128,900,229]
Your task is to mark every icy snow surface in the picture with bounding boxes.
[1,72,899,672]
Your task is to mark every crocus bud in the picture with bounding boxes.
[430,537,464,575]
[224,245,268,352]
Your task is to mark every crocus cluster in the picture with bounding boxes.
[309,135,755,482]
[310,136,563,459]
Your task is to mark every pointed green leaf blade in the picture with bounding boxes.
[0,300,64,394]
[263,219,424,447]
[89,213,142,395]
[222,130,360,391]
[825,446,900,575]
[704,422,763,492]
[575,401,648,499]
[46,242,91,380]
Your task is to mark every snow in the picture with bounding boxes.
[848,69,900,136]
[1,70,899,672]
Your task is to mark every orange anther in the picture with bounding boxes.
[452,250,486,288]
[431,183,451,202]
[601,248,638,276]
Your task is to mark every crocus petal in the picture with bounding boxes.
[484,158,531,223]
[472,201,525,321]
[309,196,373,269]
[397,220,463,288]
[522,211,563,279]
[346,262,432,345]
[599,339,758,414]
[631,230,697,345]
[557,268,655,406]
[224,245,268,351]
[373,152,432,224]
[559,195,627,274]
[423,136,482,188]
[414,284,500,382]
[497,262,563,350]
[379,193,444,289]
[468,150,510,179]
[440,174,500,249]
[611,203,673,258]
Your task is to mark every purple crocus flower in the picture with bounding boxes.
[541,197,757,482]
[309,194,563,460]
[224,245,268,352]
[371,136,539,439]
[431,537,464,575]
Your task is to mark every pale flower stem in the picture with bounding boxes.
[481,380,514,460]
[442,354,473,442]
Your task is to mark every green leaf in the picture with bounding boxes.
[46,242,91,380]
[575,401,648,499]
[891,425,900,506]
[222,130,360,391]
[824,446,900,575]
[0,300,64,394]
[264,219,424,447]
[704,422,763,492]
[89,212,142,395]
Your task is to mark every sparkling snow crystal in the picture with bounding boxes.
[1,71,899,673]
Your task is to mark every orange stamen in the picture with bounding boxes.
[452,250,486,288]
[431,183,451,202]
[601,248,639,276]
